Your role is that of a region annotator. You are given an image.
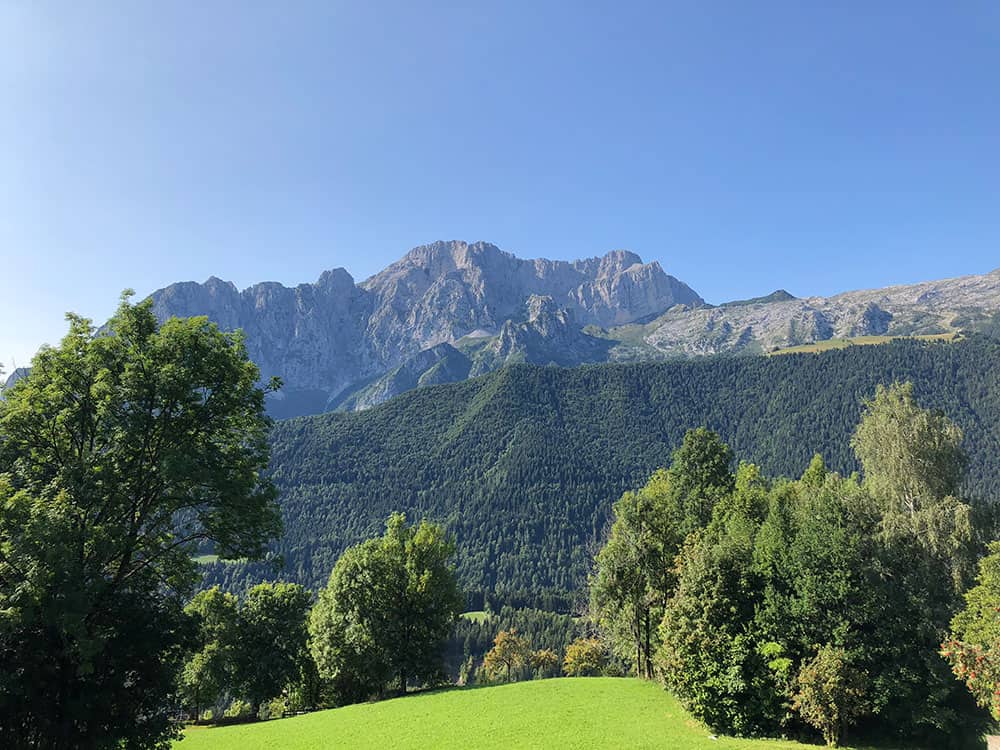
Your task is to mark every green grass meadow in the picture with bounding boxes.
[176,678,882,750]
[769,333,957,356]
[459,609,490,624]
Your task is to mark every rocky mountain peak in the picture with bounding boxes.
[594,249,644,278]
[316,267,356,292]
[143,240,701,415]
[526,295,561,322]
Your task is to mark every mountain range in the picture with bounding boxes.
[147,240,703,417]
[11,241,1000,415]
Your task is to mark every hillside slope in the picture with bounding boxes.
[202,336,1000,601]
[175,678,841,750]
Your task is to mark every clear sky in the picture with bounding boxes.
[3,1,999,370]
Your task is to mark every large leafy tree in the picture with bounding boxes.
[591,475,673,679]
[309,514,462,701]
[482,628,531,682]
[591,428,734,680]
[0,296,281,749]
[233,582,312,716]
[180,587,239,720]
[851,381,966,515]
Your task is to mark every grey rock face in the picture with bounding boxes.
[335,343,472,412]
[469,295,614,375]
[2,367,31,390]
[148,241,699,415]
[640,268,1000,355]
[150,269,374,403]
[144,241,1000,415]
[359,241,702,358]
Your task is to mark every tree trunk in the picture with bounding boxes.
[644,609,652,679]
[399,670,407,695]
[635,604,642,677]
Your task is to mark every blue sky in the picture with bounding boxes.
[3,1,999,369]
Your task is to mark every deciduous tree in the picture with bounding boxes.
[234,582,312,717]
[793,645,869,747]
[0,295,281,749]
[563,637,606,677]
[180,587,239,720]
[482,629,530,682]
[309,514,462,701]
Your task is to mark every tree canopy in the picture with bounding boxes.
[309,514,463,702]
[0,296,281,749]
[594,382,990,746]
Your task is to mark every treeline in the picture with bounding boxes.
[589,384,991,747]
[203,336,1000,601]
[444,606,583,681]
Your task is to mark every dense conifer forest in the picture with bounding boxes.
[203,336,1000,607]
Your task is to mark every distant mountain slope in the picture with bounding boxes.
[1,367,31,390]
[149,241,702,417]
[202,336,1000,603]
[636,268,1000,356]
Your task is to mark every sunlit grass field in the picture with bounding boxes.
[769,332,957,356]
[176,678,889,749]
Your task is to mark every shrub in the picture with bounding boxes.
[563,638,606,676]
[223,699,254,720]
[258,697,287,721]
[793,646,869,747]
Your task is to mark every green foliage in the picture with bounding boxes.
[308,514,463,702]
[234,582,312,713]
[176,678,830,750]
[793,646,870,747]
[943,540,1000,719]
[591,431,736,682]
[223,699,253,720]
[563,637,607,676]
[652,388,989,746]
[177,583,313,722]
[665,427,736,536]
[852,382,967,514]
[591,476,672,679]
[214,336,1000,603]
[657,502,776,736]
[0,296,279,749]
[180,587,239,719]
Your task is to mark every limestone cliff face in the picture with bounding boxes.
[640,268,1000,355]
[359,241,702,359]
[149,269,374,413]
[145,241,1000,416]
[148,240,702,414]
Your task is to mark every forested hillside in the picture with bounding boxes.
[203,336,1000,605]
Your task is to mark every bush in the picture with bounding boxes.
[258,697,287,721]
[223,699,253,720]
[793,646,869,747]
[563,638,606,676]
